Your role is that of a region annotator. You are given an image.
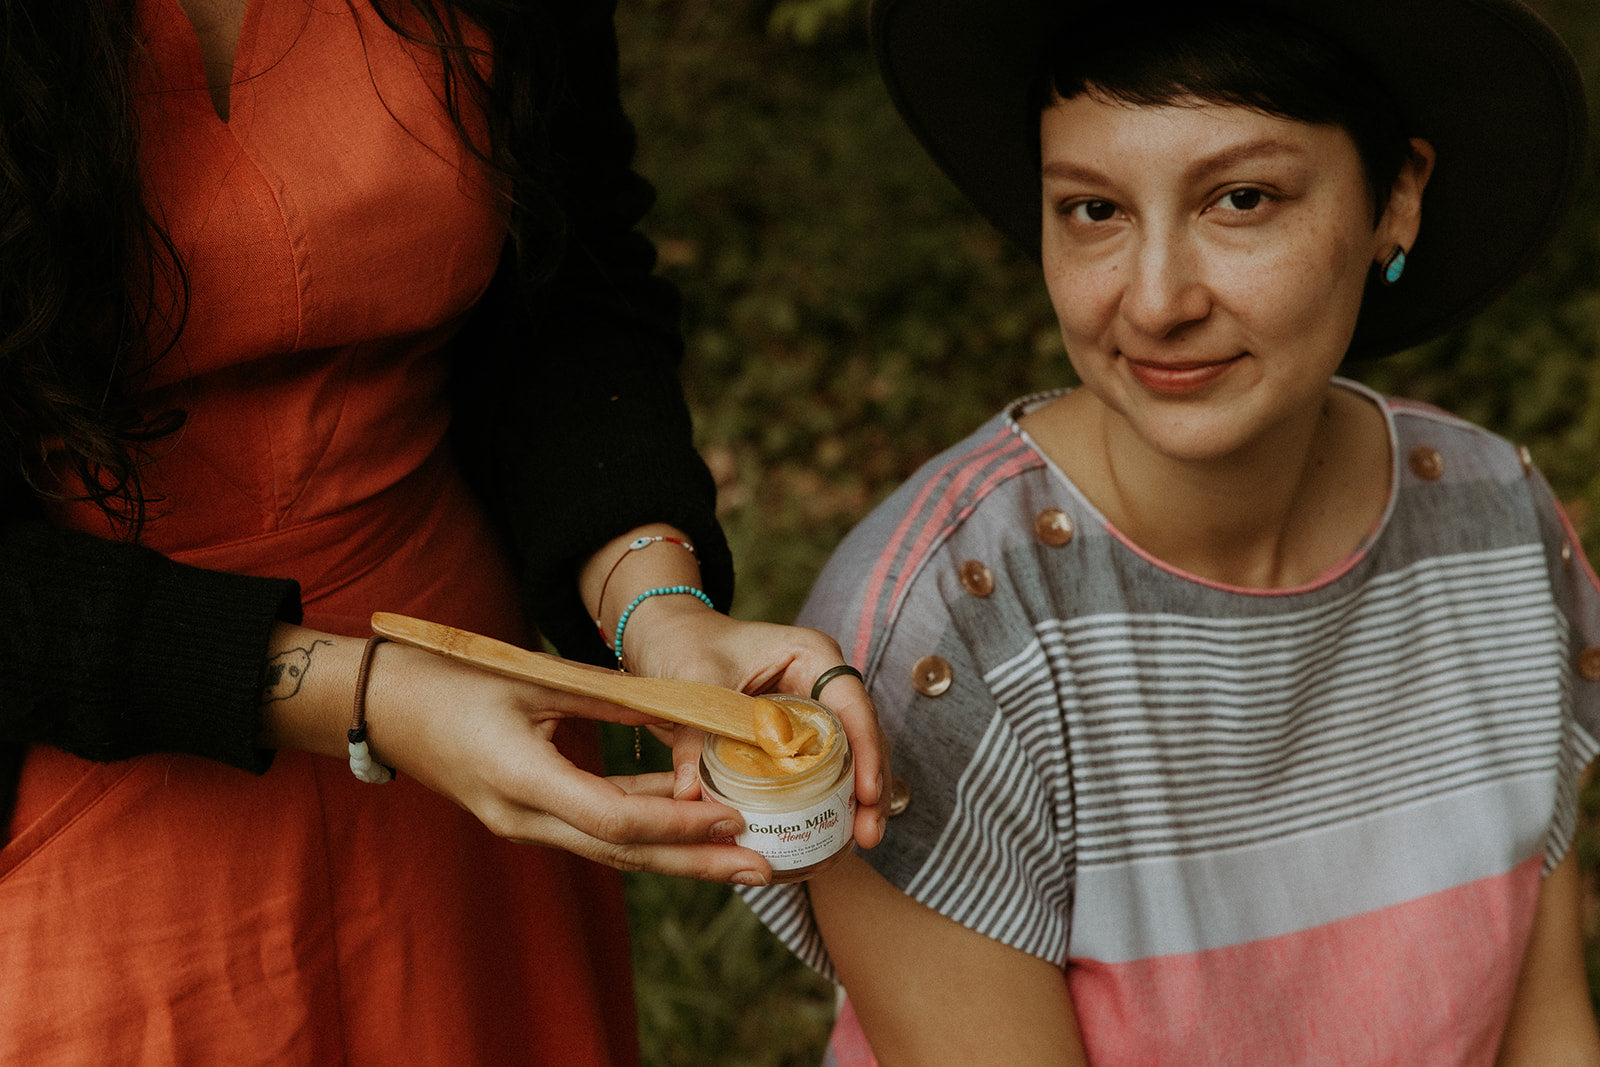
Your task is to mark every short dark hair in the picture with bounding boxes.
[1036,3,1414,222]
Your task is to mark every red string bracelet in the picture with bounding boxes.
[593,535,698,634]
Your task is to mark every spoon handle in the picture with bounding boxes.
[369,612,765,746]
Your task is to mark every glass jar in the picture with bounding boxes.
[699,694,855,883]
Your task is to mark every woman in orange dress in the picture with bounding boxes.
[0,0,887,1061]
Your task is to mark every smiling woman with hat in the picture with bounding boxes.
[738,0,1600,1062]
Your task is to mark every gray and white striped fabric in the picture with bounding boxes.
[741,381,1600,1061]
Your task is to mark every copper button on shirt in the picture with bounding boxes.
[959,559,995,597]
[1408,446,1444,482]
[1579,646,1600,683]
[912,655,953,697]
[887,776,912,817]
[1035,508,1075,546]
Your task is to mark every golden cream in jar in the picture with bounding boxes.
[700,694,854,883]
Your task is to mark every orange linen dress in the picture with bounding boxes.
[0,0,635,1062]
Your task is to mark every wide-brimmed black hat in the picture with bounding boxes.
[870,0,1589,357]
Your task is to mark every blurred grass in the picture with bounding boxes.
[612,0,1600,1062]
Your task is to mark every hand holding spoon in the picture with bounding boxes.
[370,612,799,750]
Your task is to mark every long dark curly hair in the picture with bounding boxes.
[0,0,563,533]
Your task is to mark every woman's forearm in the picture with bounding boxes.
[255,624,366,760]
[579,522,706,667]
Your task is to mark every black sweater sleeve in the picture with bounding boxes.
[0,516,300,770]
[0,478,302,830]
[449,2,732,666]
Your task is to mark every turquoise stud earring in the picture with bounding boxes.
[1379,246,1407,286]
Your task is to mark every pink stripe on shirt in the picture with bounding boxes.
[1069,857,1542,1065]
[828,856,1543,1064]
[850,430,1038,665]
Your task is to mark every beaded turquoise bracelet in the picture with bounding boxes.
[611,585,715,668]
[593,535,698,635]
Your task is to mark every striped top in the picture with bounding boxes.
[742,381,1600,1064]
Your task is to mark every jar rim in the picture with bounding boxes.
[701,696,848,795]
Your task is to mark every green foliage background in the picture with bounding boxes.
[611,1,1600,1062]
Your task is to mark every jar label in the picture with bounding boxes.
[732,778,856,871]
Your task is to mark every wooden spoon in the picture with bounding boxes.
[370,611,770,747]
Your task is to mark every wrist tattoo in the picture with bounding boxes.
[261,640,333,705]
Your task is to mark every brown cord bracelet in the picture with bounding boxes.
[348,634,395,783]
